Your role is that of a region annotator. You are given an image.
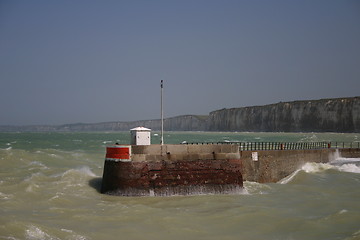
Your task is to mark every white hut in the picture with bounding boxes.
[130,127,151,145]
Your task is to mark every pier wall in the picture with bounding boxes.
[338,148,360,158]
[101,144,360,196]
[101,144,243,196]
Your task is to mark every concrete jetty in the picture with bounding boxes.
[100,128,360,196]
[100,143,360,196]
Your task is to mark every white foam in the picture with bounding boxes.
[243,181,271,194]
[301,162,334,173]
[333,158,360,163]
[280,151,360,184]
[61,166,98,178]
[49,153,62,159]
[279,162,335,184]
[0,192,13,200]
[26,183,40,193]
[24,172,43,182]
[338,164,360,173]
[279,169,302,184]
[28,161,48,169]
[329,149,360,163]
[49,192,64,201]
[25,225,87,240]
[339,209,348,214]
[71,152,85,158]
[77,166,98,177]
[25,225,57,240]
[329,149,360,173]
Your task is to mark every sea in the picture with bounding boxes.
[0,131,359,240]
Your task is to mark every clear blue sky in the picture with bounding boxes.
[1,0,359,125]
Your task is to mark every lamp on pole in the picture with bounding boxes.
[160,80,164,145]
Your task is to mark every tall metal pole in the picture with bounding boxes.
[160,80,164,145]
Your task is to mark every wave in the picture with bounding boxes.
[26,225,54,240]
[278,169,302,184]
[28,161,48,170]
[243,181,272,194]
[25,183,40,193]
[301,162,334,173]
[74,166,98,177]
[25,224,89,240]
[279,152,360,184]
[329,149,360,163]
[67,166,98,178]
[0,145,12,150]
[0,191,13,200]
[338,164,360,174]
[329,149,360,173]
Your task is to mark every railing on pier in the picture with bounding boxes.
[182,141,360,151]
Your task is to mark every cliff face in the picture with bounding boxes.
[55,115,208,132]
[0,115,209,132]
[208,97,360,132]
[1,97,359,132]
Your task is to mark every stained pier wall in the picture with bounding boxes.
[101,144,243,196]
[101,144,360,196]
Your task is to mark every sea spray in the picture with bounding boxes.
[329,149,360,173]
[278,169,302,184]
[279,150,360,184]
[301,162,334,173]
[338,163,360,173]
[243,181,271,194]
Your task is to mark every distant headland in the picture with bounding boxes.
[1,96,359,133]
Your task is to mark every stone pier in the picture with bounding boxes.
[100,144,360,196]
[101,144,243,196]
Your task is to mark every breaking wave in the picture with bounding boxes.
[243,181,272,194]
[25,225,54,240]
[62,166,98,178]
[25,224,88,240]
[279,151,360,184]
[330,149,360,173]
[338,163,360,173]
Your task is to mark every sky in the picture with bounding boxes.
[1,0,359,126]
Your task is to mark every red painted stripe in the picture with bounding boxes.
[106,147,130,159]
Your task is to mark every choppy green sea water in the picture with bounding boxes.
[0,132,359,240]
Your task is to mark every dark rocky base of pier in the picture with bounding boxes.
[101,159,243,196]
